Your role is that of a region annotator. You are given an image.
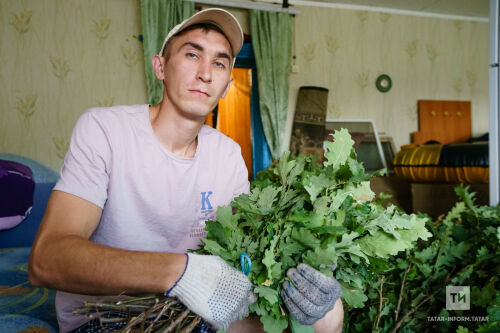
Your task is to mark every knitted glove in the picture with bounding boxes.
[166,253,256,330]
[281,263,342,325]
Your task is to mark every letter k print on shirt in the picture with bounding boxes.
[200,191,214,221]
[201,191,213,210]
[190,191,215,239]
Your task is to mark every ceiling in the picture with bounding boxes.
[296,0,490,19]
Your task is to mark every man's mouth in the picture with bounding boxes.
[188,89,210,97]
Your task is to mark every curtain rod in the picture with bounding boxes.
[185,0,300,14]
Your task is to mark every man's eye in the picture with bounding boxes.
[187,53,197,59]
[214,61,225,69]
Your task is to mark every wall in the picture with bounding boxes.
[0,0,147,171]
[286,5,489,153]
[0,1,489,171]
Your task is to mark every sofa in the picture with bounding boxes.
[0,153,59,332]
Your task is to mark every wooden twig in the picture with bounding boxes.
[118,295,161,304]
[97,317,129,324]
[179,316,202,333]
[76,301,150,313]
[145,299,175,333]
[140,301,162,333]
[395,264,412,322]
[161,309,191,333]
[72,295,199,333]
[373,275,385,332]
[119,302,166,333]
[391,289,439,333]
[391,266,456,333]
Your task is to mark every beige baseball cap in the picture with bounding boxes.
[158,8,244,58]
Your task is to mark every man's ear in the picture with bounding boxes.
[152,55,166,80]
[221,77,233,99]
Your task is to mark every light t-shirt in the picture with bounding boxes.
[53,104,249,332]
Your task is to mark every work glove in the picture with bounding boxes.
[281,263,342,326]
[166,253,256,330]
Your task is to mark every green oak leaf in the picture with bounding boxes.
[340,284,368,308]
[261,314,289,333]
[257,185,281,209]
[323,129,355,169]
[254,285,280,305]
[356,218,432,258]
[304,173,331,202]
[216,206,239,229]
[303,245,337,267]
[292,228,321,248]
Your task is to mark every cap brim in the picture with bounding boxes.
[159,8,243,58]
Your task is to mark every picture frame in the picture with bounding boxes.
[378,134,396,175]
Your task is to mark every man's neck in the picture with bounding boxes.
[149,103,204,159]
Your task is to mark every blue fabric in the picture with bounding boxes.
[0,156,58,330]
[235,42,272,179]
[0,247,58,332]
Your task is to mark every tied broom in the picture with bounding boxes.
[73,294,200,333]
[73,129,432,333]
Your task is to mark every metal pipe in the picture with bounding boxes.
[185,0,300,14]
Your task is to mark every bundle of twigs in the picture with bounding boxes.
[73,295,201,333]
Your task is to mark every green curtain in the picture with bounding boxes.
[140,0,194,105]
[250,10,291,160]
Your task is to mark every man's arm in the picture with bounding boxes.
[29,190,256,330]
[28,190,187,295]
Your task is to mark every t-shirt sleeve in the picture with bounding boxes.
[232,145,250,197]
[54,110,111,208]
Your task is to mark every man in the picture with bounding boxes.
[29,8,343,332]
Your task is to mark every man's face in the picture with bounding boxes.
[162,28,233,120]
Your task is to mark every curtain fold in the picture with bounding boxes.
[249,10,291,160]
[140,0,194,105]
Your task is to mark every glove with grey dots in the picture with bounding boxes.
[166,253,256,330]
[281,263,342,326]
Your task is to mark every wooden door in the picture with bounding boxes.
[206,68,253,178]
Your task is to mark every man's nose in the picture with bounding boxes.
[197,60,212,83]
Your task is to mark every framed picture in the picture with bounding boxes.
[378,135,396,175]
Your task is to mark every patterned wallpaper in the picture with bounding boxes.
[0,1,489,171]
[286,5,489,153]
[0,0,147,171]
